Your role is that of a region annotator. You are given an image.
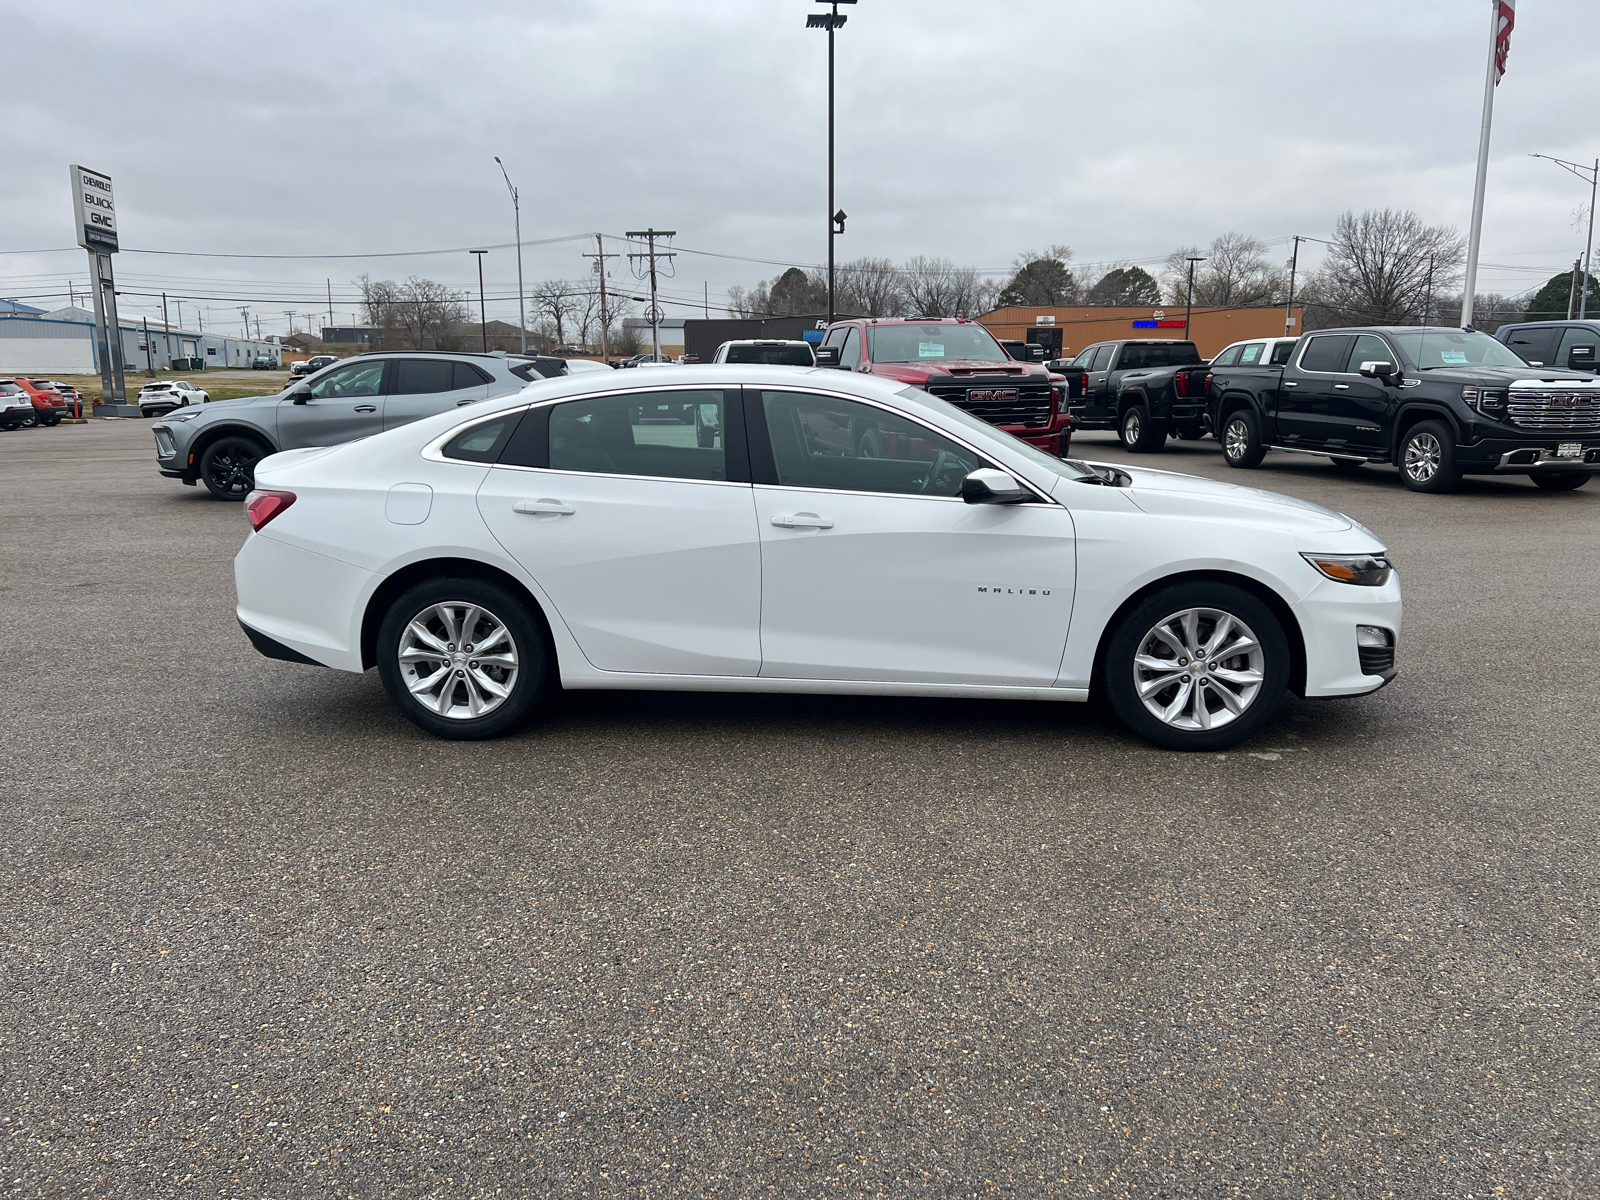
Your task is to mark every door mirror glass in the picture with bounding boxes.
[1358,360,1396,379]
[959,467,1029,505]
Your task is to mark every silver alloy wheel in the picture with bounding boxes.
[1132,607,1265,732]
[1122,409,1141,445]
[1403,431,1442,483]
[397,601,519,720]
[1224,417,1250,461]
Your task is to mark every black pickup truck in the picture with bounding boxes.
[1207,325,1600,492]
[1051,339,1212,451]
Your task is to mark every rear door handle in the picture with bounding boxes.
[1333,383,1351,390]
[354,404,377,412]
[513,499,574,516]
[771,513,833,529]
[1283,381,1298,387]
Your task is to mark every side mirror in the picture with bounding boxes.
[960,467,1029,505]
[289,383,312,404]
[813,346,841,368]
[1358,360,1397,379]
[1567,345,1595,370]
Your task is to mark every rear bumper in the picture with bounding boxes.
[234,532,373,672]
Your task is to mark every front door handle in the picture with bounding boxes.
[1284,381,1298,387]
[354,404,377,412]
[1333,383,1351,390]
[513,499,575,516]
[770,513,833,529]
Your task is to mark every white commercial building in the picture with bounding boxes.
[0,310,281,376]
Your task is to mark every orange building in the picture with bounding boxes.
[978,305,1302,361]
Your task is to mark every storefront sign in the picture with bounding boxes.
[70,164,118,252]
[1132,319,1187,329]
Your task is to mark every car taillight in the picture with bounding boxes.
[245,490,296,531]
[1205,372,1213,393]
[1175,372,1192,398]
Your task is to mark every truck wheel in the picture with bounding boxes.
[1119,405,1166,453]
[1530,471,1591,491]
[1221,410,1265,469]
[1398,421,1462,493]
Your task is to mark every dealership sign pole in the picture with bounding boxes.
[70,164,132,413]
[1461,0,1515,329]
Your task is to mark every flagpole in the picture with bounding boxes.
[1461,0,1502,329]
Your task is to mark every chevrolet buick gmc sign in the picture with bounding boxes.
[70,164,118,252]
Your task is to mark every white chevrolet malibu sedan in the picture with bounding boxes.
[234,365,1400,750]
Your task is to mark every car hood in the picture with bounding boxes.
[873,360,1047,384]
[1098,463,1356,536]
[1414,365,1597,386]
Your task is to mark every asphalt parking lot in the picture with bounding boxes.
[3,419,1596,1198]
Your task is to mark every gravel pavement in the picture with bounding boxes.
[2,420,1596,1198]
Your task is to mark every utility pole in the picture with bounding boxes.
[583,233,619,363]
[1423,256,1434,325]
[1184,256,1205,343]
[704,281,709,319]
[470,250,488,352]
[240,308,249,339]
[1568,257,1582,319]
[175,298,183,332]
[494,157,527,355]
[142,316,154,373]
[1284,235,1302,336]
[626,228,676,362]
[284,311,296,339]
[161,292,171,368]
[806,0,856,325]
[326,279,334,340]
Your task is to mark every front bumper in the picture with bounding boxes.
[1004,416,1072,457]
[1456,436,1600,472]
[1292,572,1403,698]
[1493,445,1600,471]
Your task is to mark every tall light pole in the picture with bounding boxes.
[470,250,488,352]
[1284,235,1302,336]
[1184,256,1206,343]
[806,0,856,326]
[1530,153,1598,320]
[494,156,527,355]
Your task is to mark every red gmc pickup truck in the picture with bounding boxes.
[817,317,1071,455]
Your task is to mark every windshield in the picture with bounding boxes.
[1119,343,1202,369]
[725,344,814,365]
[870,324,1008,364]
[897,386,1096,482]
[1391,330,1531,370]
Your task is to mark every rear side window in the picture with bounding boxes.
[546,390,735,481]
[1299,335,1354,373]
[454,362,492,388]
[441,412,523,462]
[391,359,455,394]
[1211,345,1243,367]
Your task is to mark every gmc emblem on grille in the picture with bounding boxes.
[968,388,1018,403]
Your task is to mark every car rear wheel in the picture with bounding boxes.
[19,413,36,428]
[376,577,548,740]
[1119,404,1166,453]
[1221,409,1265,469]
[1530,471,1591,491]
[1104,581,1289,751]
[1398,420,1462,493]
[199,435,268,500]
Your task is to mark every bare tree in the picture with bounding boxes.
[901,256,985,317]
[1312,209,1466,325]
[532,279,576,347]
[1163,233,1284,306]
[356,274,469,350]
[834,257,905,317]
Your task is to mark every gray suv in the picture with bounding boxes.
[153,351,540,499]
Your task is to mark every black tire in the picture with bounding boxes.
[1530,471,1591,491]
[1104,581,1290,751]
[199,435,269,501]
[376,577,549,740]
[1398,419,1462,493]
[1220,408,1265,469]
[1329,456,1365,472]
[20,414,36,428]
[1119,404,1167,453]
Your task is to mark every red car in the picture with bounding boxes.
[817,317,1071,456]
[9,378,69,427]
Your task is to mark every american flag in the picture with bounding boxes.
[1493,0,1515,85]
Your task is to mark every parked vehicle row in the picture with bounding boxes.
[0,378,69,427]
[235,364,1400,752]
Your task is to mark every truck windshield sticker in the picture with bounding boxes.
[1439,350,1468,364]
[918,342,946,358]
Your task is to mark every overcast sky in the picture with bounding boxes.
[4,0,1596,337]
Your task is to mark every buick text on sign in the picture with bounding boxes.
[69,164,118,252]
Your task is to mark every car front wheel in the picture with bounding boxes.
[376,578,548,740]
[1398,420,1462,493]
[199,435,268,500]
[1104,581,1289,751]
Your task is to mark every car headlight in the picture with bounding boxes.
[167,408,205,422]
[1302,552,1393,586]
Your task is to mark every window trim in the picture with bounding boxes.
[740,384,1052,504]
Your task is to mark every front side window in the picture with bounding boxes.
[1345,334,1393,372]
[1237,344,1264,365]
[1501,325,1560,366]
[1090,345,1115,371]
[1555,325,1599,367]
[308,361,384,399]
[867,323,1007,364]
[391,358,455,394]
[840,327,862,369]
[549,390,729,481]
[1070,346,1096,369]
[759,391,983,498]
